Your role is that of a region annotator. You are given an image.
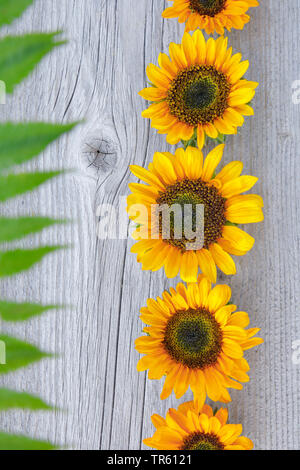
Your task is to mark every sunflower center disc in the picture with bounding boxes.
[163,308,223,369]
[167,65,230,126]
[189,0,226,16]
[181,432,224,450]
[156,178,226,251]
[184,79,217,109]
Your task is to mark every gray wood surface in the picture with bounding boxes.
[0,0,299,450]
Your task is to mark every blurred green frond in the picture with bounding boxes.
[0,432,57,450]
[0,301,58,322]
[0,335,53,374]
[0,32,65,93]
[0,388,53,411]
[0,0,77,450]
[0,0,34,27]
[0,171,62,201]
[0,122,77,171]
[0,246,65,277]
[0,217,66,242]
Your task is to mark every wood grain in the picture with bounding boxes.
[0,0,299,450]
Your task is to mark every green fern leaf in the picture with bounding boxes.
[0,246,65,277]
[0,432,56,450]
[0,301,58,322]
[0,388,53,411]
[0,32,65,93]
[0,0,79,449]
[0,0,34,27]
[0,217,65,242]
[0,171,62,201]
[0,335,52,374]
[0,122,77,171]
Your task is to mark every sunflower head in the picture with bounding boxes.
[136,277,263,407]
[144,401,254,450]
[162,0,259,35]
[128,145,264,283]
[139,32,257,147]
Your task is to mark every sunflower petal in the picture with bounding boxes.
[221,175,258,198]
[202,144,225,181]
[207,284,232,313]
[209,243,237,275]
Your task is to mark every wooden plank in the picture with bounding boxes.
[0,0,299,450]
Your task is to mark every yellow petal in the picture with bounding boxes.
[216,161,243,184]
[215,408,228,426]
[199,414,209,433]
[221,225,255,251]
[180,251,198,282]
[197,275,212,308]
[227,311,250,328]
[228,60,249,83]
[202,144,225,181]
[185,146,203,179]
[222,339,244,359]
[228,88,255,107]
[218,238,248,256]
[130,164,165,190]
[223,325,247,340]
[207,284,232,313]
[206,37,216,65]
[192,29,206,64]
[141,242,169,271]
[234,436,254,450]
[146,63,171,90]
[181,32,197,65]
[153,152,177,185]
[218,424,243,444]
[151,414,166,429]
[209,243,237,275]
[203,122,219,139]
[215,304,237,327]
[221,175,258,198]
[169,42,187,69]
[226,199,264,224]
[139,87,167,102]
[197,249,217,283]
[197,125,205,149]
[164,246,181,278]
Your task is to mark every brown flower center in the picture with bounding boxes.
[167,65,230,127]
[181,432,225,450]
[189,0,226,17]
[156,178,226,251]
[163,308,223,369]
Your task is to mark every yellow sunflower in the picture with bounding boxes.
[136,277,263,407]
[128,145,263,283]
[162,0,259,35]
[139,32,257,147]
[144,401,253,450]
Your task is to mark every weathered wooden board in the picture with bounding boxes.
[0,0,299,450]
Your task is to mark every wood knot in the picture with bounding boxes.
[82,128,119,174]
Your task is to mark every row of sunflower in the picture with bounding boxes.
[127,1,263,451]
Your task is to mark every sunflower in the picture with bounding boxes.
[162,0,259,35]
[139,32,257,147]
[128,145,263,283]
[144,401,253,450]
[135,277,263,407]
